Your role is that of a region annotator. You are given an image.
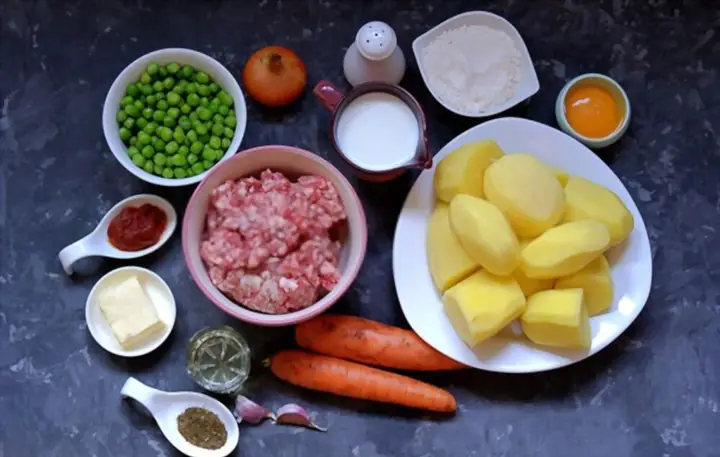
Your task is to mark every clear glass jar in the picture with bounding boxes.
[186,325,251,396]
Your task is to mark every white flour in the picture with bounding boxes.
[422,25,522,114]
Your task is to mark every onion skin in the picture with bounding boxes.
[242,46,307,107]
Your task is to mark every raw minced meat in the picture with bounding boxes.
[200,169,347,314]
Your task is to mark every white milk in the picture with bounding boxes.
[335,92,419,171]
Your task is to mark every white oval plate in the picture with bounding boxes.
[86,266,176,357]
[392,117,652,373]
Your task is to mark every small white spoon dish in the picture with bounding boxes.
[121,377,239,457]
[86,266,176,357]
[58,194,177,275]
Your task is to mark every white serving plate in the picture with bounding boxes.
[412,11,540,118]
[392,117,652,373]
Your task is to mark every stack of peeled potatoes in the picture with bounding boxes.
[270,315,466,413]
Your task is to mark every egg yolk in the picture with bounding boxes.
[565,85,621,139]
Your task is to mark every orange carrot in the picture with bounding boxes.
[270,350,457,413]
[295,315,467,371]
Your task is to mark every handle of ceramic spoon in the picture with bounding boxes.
[121,377,163,416]
[58,235,95,275]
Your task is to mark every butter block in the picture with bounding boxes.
[442,270,526,346]
[521,288,591,349]
[98,275,165,349]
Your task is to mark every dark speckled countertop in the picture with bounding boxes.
[1,1,720,456]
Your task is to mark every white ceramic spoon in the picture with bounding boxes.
[121,377,239,457]
[58,194,177,275]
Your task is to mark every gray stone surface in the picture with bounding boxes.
[1,0,719,456]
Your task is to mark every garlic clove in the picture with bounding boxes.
[275,404,327,432]
[234,395,276,424]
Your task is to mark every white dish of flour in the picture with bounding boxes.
[413,11,540,118]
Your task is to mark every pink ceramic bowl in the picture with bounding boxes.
[182,145,368,326]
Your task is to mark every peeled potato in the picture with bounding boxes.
[521,220,610,279]
[555,255,614,316]
[563,176,634,246]
[552,167,570,187]
[427,204,480,293]
[513,239,555,297]
[521,288,591,349]
[443,270,526,346]
[434,140,505,202]
[483,154,566,238]
[449,194,519,276]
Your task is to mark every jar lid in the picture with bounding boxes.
[356,21,396,61]
[186,325,251,395]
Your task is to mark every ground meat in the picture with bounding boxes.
[200,169,347,314]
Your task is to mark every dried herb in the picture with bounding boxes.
[177,407,227,450]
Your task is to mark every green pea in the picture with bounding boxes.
[223,127,234,138]
[205,120,213,130]
[181,65,194,80]
[200,97,209,107]
[121,118,134,130]
[198,85,210,97]
[173,129,185,143]
[178,145,189,156]
[211,114,222,124]
[209,136,221,149]
[153,138,166,151]
[142,108,154,119]
[155,100,167,111]
[172,84,186,95]
[141,145,155,158]
[154,153,167,166]
[167,92,181,106]
[127,146,140,157]
[144,122,158,135]
[153,110,165,122]
[202,148,215,161]
[194,123,208,135]
[137,132,151,145]
[198,134,210,144]
[191,162,204,174]
[127,83,140,97]
[129,136,138,146]
[155,91,165,100]
[218,91,233,106]
[186,130,198,143]
[224,116,236,128]
[117,110,128,123]
[166,62,180,74]
[188,153,199,165]
[171,154,187,167]
[120,127,132,142]
[187,93,200,106]
[146,95,157,107]
[163,116,176,128]
[214,149,225,160]
[147,63,159,76]
[189,112,199,122]
[179,118,192,131]
[140,84,153,95]
[153,81,164,92]
[189,141,202,154]
[221,138,231,149]
[208,82,219,93]
[202,159,214,170]
[208,102,219,114]
[143,160,154,173]
[165,141,179,155]
[159,127,173,142]
[185,82,197,93]
[140,72,152,84]
[132,154,146,167]
[124,105,140,118]
[136,118,148,130]
[162,167,174,178]
[195,71,209,84]
[180,104,191,114]
[174,168,187,179]
[154,164,164,175]
[218,105,229,116]
[133,99,144,110]
[196,108,210,121]
[210,123,224,136]
[163,77,175,90]
[159,66,168,78]
[121,96,133,107]
[167,107,180,119]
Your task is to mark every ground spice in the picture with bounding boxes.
[177,407,228,450]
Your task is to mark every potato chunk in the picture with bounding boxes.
[434,140,504,202]
[555,256,614,316]
[427,204,480,293]
[443,271,526,346]
[521,288,591,349]
[513,239,555,297]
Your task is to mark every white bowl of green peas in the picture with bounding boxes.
[103,48,247,186]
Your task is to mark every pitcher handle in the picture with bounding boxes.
[314,80,345,112]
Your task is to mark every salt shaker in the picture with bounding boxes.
[343,21,406,86]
